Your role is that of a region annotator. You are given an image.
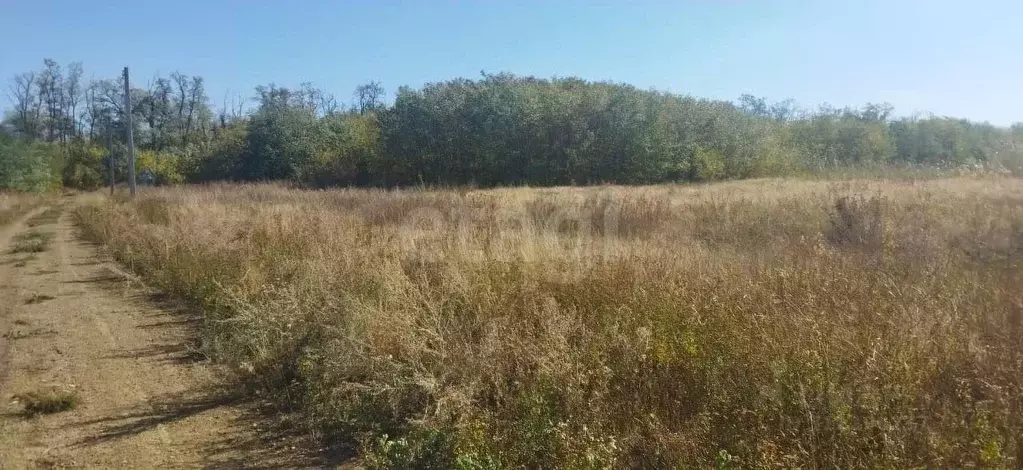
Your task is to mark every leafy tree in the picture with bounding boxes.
[5,59,1023,189]
[184,120,248,182]
[62,142,106,189]
[355,81,385,114]
[301,112,382,186]
[136,149,184,185]
[240,85,318,180]
[0,134,61,191]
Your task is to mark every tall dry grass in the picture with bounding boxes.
[0,192,46,227]
[76,178,1023,468]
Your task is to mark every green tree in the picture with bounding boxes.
[241,85,319,180]
[0,134,61,191]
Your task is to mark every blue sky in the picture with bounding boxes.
[2,0,1021,124]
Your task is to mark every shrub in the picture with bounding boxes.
[136,149,185,185]
[825,195,884,251]
[693,147,726,181]
[0,136,61,191]
[10,230,54,253]
[14,389,80,415]
[62,142,106,189]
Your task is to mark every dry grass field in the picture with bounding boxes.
[0,192,46,227]
[74,177,1023,468]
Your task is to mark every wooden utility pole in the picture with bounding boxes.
[123,67,136,198]
[106,119,114,195]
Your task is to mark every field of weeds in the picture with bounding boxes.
[75,177,1023,468]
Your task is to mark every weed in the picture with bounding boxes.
[10,231,54,253]
[13,389,80,415]
[25,293,56,304]
[825,195,884,250]
[73,178,1023,468]
[3,328,57,340]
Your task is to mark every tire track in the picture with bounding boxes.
[0,200,285,468]
[0,206,50,394]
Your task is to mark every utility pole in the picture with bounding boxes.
[105,119,114,195]
[123,67,136,198]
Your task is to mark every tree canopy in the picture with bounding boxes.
[3,59,1021,191]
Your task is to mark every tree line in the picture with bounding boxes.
[3,59,1022,191]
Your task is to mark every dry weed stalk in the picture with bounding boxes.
[76,177,1023,467]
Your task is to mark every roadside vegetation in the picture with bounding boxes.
[76,177,1023,467]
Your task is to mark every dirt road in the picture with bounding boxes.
[0,200,320,468]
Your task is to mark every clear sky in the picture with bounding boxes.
[2,0,1021,125]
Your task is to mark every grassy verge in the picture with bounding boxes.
[75,178,1023,468]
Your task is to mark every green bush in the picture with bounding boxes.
[62,142,106,189]
[0,135,61,192]
[137,149,185,185]
[693,147,726,181]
